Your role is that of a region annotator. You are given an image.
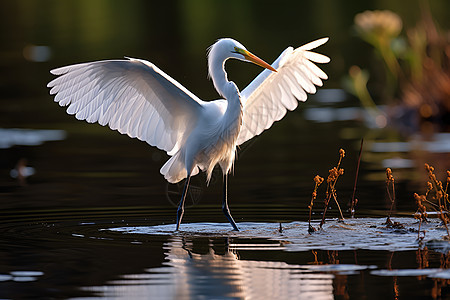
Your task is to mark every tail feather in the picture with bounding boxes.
[160,152,199,183]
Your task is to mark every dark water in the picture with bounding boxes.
[2,90,450,299]
[2,1,450,299]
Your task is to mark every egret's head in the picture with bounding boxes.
[208,38,277,73]
[231,44,277,72]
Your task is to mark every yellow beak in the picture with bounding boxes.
[236,48,277,72]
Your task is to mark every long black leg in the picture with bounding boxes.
[176,175,191,231]
[222,174,239,231]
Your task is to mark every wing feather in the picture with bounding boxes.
[237,38,329,145]
[298,37,329,51]
[303,51,330,63]
[48,58,204,155]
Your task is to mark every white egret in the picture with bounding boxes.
[47,37,330,231]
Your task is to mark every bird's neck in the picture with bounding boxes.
[209,59,242,135]
[209,56,242,114]
[220,81,242,131]
[209,56,229,97]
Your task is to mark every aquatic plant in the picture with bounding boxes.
[386,168,396,218]
[319,149,345,229]
[354,10,403,81]
[414,193,428,240]
[413,164,450,239]
[425,164,450,238]
[384,168,405,229]
[307,148,346,232]
[308,175,324,233]
[347,4,450,131]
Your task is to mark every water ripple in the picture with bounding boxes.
[107,217,450,252]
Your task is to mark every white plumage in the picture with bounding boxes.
[238,38,329,144]
[47,37,330,230]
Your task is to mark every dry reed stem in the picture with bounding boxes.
[384,168,406,229]
[332,191,345,221]
[386,168,396,219]
[350,139,363,218]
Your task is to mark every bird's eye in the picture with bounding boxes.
[232,47,245,57]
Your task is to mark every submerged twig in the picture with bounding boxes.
[350,139,363,218]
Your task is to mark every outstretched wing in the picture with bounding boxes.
[237,38,330,145]
[47,58,204,155]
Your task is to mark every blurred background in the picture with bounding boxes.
[1,0,449,217]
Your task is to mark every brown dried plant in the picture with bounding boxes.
[386,168,396,219]
[384,168,405,229]
[308,175,324,233]
[414,193,428,240]
[319,149,346,229]
[424,164,450,238]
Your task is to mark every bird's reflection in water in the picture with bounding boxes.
[83,236,334,299]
